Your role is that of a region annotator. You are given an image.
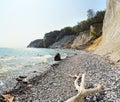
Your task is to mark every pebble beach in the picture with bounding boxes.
[1,51,120,102]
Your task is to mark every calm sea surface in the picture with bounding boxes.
[0,48,76,92]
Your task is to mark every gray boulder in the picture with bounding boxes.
[54,53,61,61]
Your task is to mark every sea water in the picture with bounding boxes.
[0,48,76,92]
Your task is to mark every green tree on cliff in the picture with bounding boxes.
[87,9,95,19]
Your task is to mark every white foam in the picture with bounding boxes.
[0,56,16,62]
[0,81,4,86]
[32,55,52,63]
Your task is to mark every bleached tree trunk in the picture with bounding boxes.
[65,73,103,102]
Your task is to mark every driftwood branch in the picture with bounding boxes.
[65,73,103,102]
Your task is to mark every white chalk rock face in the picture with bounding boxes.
[95,0,120,62]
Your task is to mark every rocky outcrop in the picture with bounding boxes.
[95,0,120,62]
[27,39,44,48]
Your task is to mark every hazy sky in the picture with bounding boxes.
[0,0,106,48]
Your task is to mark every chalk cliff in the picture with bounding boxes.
[95,0,120,62]
[27,39,44,48]
[71,31,90,48]
[27,10,104,49]
[50,35,74,48]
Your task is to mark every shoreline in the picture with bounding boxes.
[1,51,120,102]
[0,48,78,93]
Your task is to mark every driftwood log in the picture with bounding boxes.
[65,73,103,102]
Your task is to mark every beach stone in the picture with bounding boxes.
[19,75,27,79]
[54,53,61,61]
[16,78,23,82]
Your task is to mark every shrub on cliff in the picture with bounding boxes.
[61,27,75,35]
[87,9,95,19]
[73,10,105,34]
[94,10,105,23]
